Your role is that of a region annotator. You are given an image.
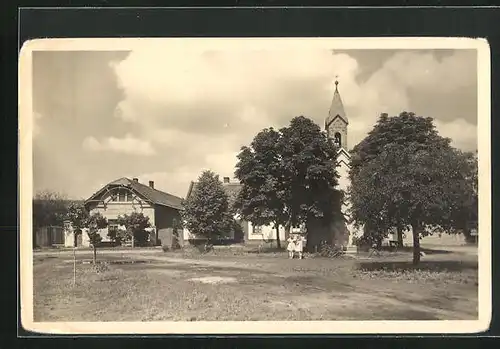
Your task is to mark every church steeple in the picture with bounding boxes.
[325,78,348,150]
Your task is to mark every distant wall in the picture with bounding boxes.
[246,222,286,242]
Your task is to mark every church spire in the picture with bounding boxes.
[326,78,348,127]
[325,77,349,150]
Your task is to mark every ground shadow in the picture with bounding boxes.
[246,247,285,254]
[357,260,477,272]
[420,247,454,255]
[372,246,454,255]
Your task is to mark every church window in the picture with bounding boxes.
[334,132,342,146]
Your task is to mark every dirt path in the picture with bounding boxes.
[35,249,267,271]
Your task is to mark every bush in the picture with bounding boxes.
[161,245,169,252]
[318,241,345,258]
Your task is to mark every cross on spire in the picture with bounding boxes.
[334,75,339,91]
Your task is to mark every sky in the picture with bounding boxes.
[32,47,478,200]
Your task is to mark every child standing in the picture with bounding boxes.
[295,234,306,259]
[286,235,296,259]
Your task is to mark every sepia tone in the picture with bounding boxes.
[20,38,490,334]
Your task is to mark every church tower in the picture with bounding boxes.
[325,79,348,150]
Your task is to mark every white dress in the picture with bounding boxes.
[286,238,296,252]
[294,237,305,252]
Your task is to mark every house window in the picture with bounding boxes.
[119,190,126,202]
[253,225,263,235]
[126,192,133,201]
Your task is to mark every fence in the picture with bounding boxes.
[34,226,64,247]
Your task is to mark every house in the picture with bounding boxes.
[184,177,286,245]
[63,177,183,248]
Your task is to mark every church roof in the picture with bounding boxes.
[325,80,348,127]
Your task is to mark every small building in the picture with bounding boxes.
[64,177,183,248]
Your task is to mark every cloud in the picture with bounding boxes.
[103,47,478,197]
[33,47,478,199]
[434,118,478,151]
[134,168,202,198]
[112,48,476,144]
[82,134,156,156]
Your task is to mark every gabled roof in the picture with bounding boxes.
[186,180,242,207]
[325,80,348,127]
[85,177,183,210]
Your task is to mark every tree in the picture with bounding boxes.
[116,212,152,248]
[235,116,341,249]
[449,151,478,243]
[33,190,69,230]
[234,128,286,248]
[86,212,108,264]
[349,112,476,264]
[65,202,89,247]
[182,170,233,244]
[278,117,340,231]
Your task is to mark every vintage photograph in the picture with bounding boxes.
[19,38,490,334]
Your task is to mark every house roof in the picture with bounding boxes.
[186,180,242,207]
[85,177,183,210]
[325,80,348,127]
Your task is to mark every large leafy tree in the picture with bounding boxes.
[234,128,286,248]
[116,212,152,248]
[349,112,477,264]
[278,116,340,228]
[235,116,341,248]
[182,170,234,244]
[449,151,478,243]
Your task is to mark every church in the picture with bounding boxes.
[304,79,361,251]
[184,79,362,250]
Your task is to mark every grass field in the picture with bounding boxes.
[32,246,478,322]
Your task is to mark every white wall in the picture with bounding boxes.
[336,151,361,246]
[64,226,90,247]
[336,152,351,192]
[90,203,155,242]
[247,221,286,242]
